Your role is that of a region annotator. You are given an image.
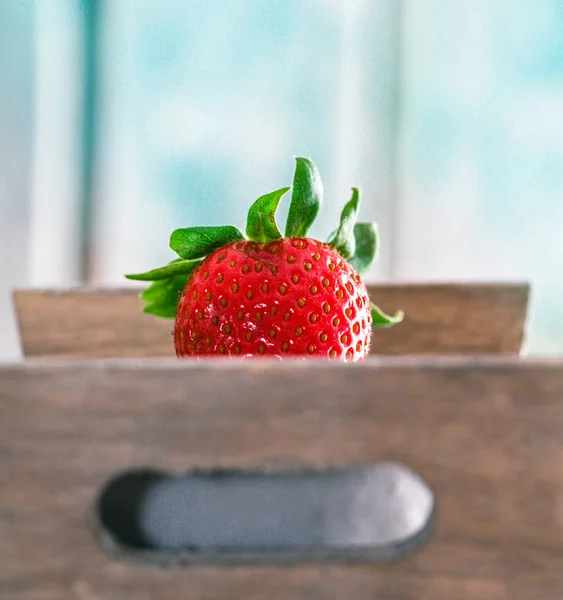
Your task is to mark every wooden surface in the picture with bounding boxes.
[1,357,563,599]
[12,283,530,358]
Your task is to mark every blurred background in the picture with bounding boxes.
[1,0,563,359]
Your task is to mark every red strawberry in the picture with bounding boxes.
[174,238,371,359]
[126,158,402,361]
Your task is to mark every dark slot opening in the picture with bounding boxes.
[96,463,435,565]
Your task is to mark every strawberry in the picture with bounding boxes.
[126,158,403,360]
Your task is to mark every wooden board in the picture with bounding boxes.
[1,357,563,599]
[12,283,530,358]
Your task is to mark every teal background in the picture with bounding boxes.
[0,0,34,358]
[91,0,398,283]
[398,0,563,353]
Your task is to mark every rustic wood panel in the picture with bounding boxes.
[12,283,529,358]
[1,357,563,599]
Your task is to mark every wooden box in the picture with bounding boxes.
[4,282,563,600]
[13,283,530,358]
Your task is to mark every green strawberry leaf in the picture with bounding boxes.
[246,186,290,243]
[328,187,360,259]
[142,301,179,319]
[285,157,323,238]
[348,222,379,274]
[125,258,200,281]
[125,257,198,320]
[139,272,190,302]
[169,226,244,260]
[371,302,404,329]
[139,272,193,320]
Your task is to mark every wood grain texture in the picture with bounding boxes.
[12,283,530,358]
[1,357,563,599]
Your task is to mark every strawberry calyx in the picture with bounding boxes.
[327,187,360,259]
[169,226,244,260]
[125,157,403,329]
[245,186,291,243]
[285,157,323,238]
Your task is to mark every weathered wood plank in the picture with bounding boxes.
[1,357,562,599]
[12,283,529,358]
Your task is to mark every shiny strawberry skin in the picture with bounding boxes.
[174,237,372,360]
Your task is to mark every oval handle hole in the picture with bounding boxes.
[96,463,435,565]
